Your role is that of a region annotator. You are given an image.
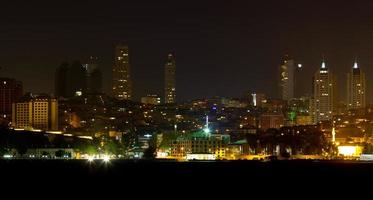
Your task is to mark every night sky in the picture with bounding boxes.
[1,1,373,102]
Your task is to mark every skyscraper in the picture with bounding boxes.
[279,56,295,100]
[164,54,176,104]
[55,62,69,98]
[311,61,337,123]
[347,61,365,110]
[12,93,58,131]
[112,45,132,100]
[68,61,86,97]
[55,61,86,98]
[0,78,22,117]
[83,56,102,94]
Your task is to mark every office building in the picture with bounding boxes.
[12,94,58,131]
[112,45,132,100]
[279,56,295,100]
[347,61,365,110]
[311,61,337,123]
[0,78,23,117]
[164,54,176,104]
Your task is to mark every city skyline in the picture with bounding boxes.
[2,1,373,101]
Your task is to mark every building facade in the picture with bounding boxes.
[83,56,103,94]
[12,94,58,130]
[259,112,284,130]
[311,61,337,123]
[141,95,161,105]
[0,78,23,117]
[112,45,132,100]
[347,62,365,110]
[164,54,176,104]
[279,56,295,101]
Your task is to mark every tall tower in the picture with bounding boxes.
[164,54,176,104]
[112,45,132,100]
[0,78,22,117]
[83,56,102,94]
[279,55,295,100]
[347,61,365,110]
[311,61,337,123]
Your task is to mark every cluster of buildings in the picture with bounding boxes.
[0,49,372,160]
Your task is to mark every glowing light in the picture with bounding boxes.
[353,62,358,69]
[203,128,211,134]
[252,93,257,106]
[321,62,326,69]
[298,64,302,68]
[103,155,110,163]
[87,156,95,162]
[338,146,363,157]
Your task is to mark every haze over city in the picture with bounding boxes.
[2,1,373,101]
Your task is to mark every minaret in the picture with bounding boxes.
[332,127,336,143]
[203,115,210,134]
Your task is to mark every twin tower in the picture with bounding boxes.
[279,56,365,123]
[112,45,176,103]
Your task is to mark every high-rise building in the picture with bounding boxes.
[0,78,23,118]
[55,62,69,98]
[311,61,337,123]
[347,61,365,110]
[112,45,132,100]
[83,56,102,94]
[164,54,176,104]
[12,94,58,131]
[279,56,295,101]
[68,61,86,97]
[55,61,86,98]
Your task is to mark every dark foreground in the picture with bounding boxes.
[2,159,373,193]
[2,159,373,180]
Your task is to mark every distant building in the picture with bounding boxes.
[0,78,23,118]
[311,61,337,123]
[260,113,284,130]
[296,115,313,125]
[279,55,295,101]
[54,62,69,98]
[12,94,58,131]
[251,93,266,107]
[55,61,86,98]
[347,61,365,110]
[170,131,230,160]
[141,95,161,105]
[164,54,176,104]
[112,45,132,100]
[83,56,102,94]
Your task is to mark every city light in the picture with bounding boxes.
[103,155,110,163]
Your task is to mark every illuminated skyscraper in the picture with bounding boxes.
[347,61,365,110]
[279,56,295,100]
[311,61,337,123]
[164,54,176,104]
[112,45,132,100]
